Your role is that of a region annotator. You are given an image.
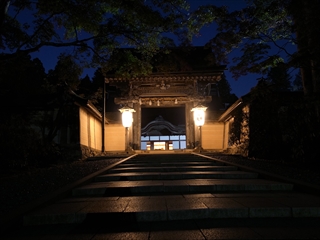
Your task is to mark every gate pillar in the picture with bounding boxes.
[185,102,195,149]
[132,102,141,150]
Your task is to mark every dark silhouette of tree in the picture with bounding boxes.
[191,0,320,162]
[43,54,82,143]
[91,68,105,92]
[46,54,82,91]
[0,0,9,33]
[292,72,303,91]
[266,63,292,91]
[89,67,119,112]
[207,73,237,112]
[1,0,193,66]
[77,74,93,97]
[218,73,238,104]
[0,54,46,99]
[0,53,49,168]
[192,0,320,99]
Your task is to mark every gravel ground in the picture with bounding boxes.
[1,154,320,217]
[208,154,320,187]
[0,158,122,216]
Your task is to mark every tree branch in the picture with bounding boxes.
[259,32,294,57]
[17,13,58,51]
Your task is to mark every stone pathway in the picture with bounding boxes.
[4,153,320,239]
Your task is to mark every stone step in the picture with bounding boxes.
[95,171,259,181]
[20,153,320,228]
[72,179,293,197]
[123,156,222,164]
[118,161,225,167]
[23,192,320,225]
[128,154,205,160]
[108,165,238,173]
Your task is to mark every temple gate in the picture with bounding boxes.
[105,47,225,151]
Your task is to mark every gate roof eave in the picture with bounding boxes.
[104,69,226,83]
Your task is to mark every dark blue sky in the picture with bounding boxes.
[30,0,297,98]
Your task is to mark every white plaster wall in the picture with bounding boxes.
[79,107,102,151]
[105,124,125,151]
[202,122,224,150]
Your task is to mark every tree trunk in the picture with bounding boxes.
[0,0,10,30]
[289,0,320,161]
[290,0,320,97]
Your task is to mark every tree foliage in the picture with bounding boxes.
[2,0,320,165]
[3,0,320,94]
[265,63,292,91]
[1,0,192,67]
[46,54,82,90]
[194,1,320,163]
[0,53,58,168]
[292,72,303,91]
[0,53,46,98]
[192,0,320,97]
[217,73,238,104]
[201,0,293,74]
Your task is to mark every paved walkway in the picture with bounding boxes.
[3,153,320,239]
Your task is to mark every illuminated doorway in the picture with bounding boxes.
[141,107,186,150]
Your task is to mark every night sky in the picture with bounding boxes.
[27,0,297,98]
[29,0,262,98]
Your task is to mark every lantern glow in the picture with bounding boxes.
[191,105,207,127]
[119,106,136,128]
[122,111,133,128]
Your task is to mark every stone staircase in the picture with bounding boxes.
[23,153,320,226]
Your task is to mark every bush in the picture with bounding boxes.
[0,114,62,170]
[228,84,320,164]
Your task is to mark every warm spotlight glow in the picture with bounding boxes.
[122,111,133,127]
[119,106,136,128]
[191,105,207,127]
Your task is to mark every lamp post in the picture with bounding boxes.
[119,106,136,153]
[191,104,207,152]
[102,80,106,152]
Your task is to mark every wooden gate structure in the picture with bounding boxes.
[105,47,226,152]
